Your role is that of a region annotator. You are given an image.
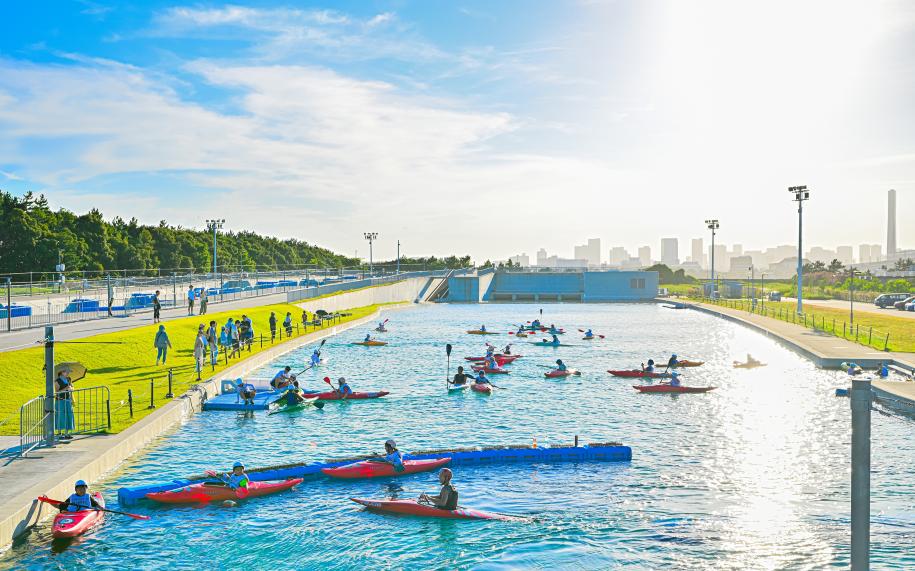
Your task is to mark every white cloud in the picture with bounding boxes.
[366,12,395,28]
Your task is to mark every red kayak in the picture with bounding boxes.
[470,366,510,375]
[471,383,493,394]
[303,391,389,401]
[545,369,578,378]
[608,370,672,379]
[146,478,303,504]
[52,493,105,538]
[464,355,520,365]
[351,498,523,521]
[322,457,451,479]
[633,385,716,394]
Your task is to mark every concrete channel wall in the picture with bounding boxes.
[0,276,432,549]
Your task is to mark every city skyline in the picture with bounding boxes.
[2,2,915,262]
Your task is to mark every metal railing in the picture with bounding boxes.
[19,395,48,457]
[16,385,111,457]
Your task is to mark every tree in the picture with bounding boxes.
[894,258,914,271]
[827,259,844,273]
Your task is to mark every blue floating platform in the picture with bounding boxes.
[118,442,632,505]
[202,391,277,411]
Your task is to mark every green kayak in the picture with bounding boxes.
[268,400,324,415]
[530,341,575,347]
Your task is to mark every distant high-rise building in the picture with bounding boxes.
[888,189,897,260]
[859,244,871,264]
[807,247,837,264]
[871,244,882,262]
[536,248,548,266]
[638,246,651,266]
[574,238,601,267]
[690,238,704,267]
[731,255,753,273]
[732,244,743,256]
[660,238,679,266]
[508,253,530,267]
[710,244,729,272]
[608,246,629,266]
[836,246,853,266]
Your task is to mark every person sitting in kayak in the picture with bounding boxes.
[548,324,561,334]
[474,371,492,385]
[224,462,249,490]
[336,377,354,398]
[376,321,387,332]
[451,366,472,386]
[642,359,656,373]
[378,439,405,472]
[667,354,679,369]
[484,354,499,370]
[584,329,594,339]
[236,379,257,405]
[310,349,321,367]
[419,468,458,511]
[545,334,560,346]
[879,363,889,378]
[669,372,681,387]
[555,359,568,372]
[57,480,101,512]
[271,366,295,390]
[364,333,373,343]
[502,344,512,355]
[842,362,863,376]
[531,319,541,329]
[479,324,487,333]
[285,382,307,406]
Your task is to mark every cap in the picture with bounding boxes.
[75,480,87,487]
[233,461,244,469]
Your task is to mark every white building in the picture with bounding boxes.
[732,244,743,256]
[638,245,651,266]
[690,238,704,267]
[709,244,730,272]
[574,238,602,267]
[807,246,837,264]
[660,238,679,266]
[836,246,853,266]
[536,248,548,266]
[608,246,629,266]
[508,253,530,267]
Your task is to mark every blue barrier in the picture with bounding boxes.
[0,304,32,318]
[117,442,631,505]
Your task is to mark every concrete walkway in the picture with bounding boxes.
[0,291,290,352]
[683,299,915,405]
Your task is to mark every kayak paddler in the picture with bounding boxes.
[376,321,387,332]
[57,480,101,512]
[667,354,679,369]
[419,468,459,511]
[642,359,655,373]
[271,366,295,390]
[380,439,405,472]
[531,319,541,329]
[545,334,560,346]
[225,462,250,490]
[668,372,682,387]
[284,382,307,406]
[584,329,594,339]
[310,349,321,367]
[364,333,373,343]
[336,377,354,399]
[484,355,499,370]
[548,324,560,334]
[473,370,492,385]
[236,379,257,405]
[879,363,889,378]
[555,359,568,372]
[479,324,487,333]
[502,344,512,355]
[450,366,472,387]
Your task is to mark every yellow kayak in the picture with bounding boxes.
[733,361,766,369]
[466,330,499,335]
[351,341,388,346]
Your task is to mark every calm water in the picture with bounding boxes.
[4,304,914,570]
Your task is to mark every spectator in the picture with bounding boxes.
[194,324,208,375]
[301,309,309,327]
[283,312,293,336]
[269,312,277,341]
[154,324,172,365]
[219,325,230,357]
[187,285,195,315]
[207,320,218,365]
[232,319,242,358]
[54,367,75,440]
[153,290,162,323]
[199,289,209,315]
[241,314,253,349]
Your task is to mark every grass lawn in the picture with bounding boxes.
[698,297,915,353]
[0,302,383,435]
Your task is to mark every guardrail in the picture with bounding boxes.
[19,395,48,457]
[15,386,111,458]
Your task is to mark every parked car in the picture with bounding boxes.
[893,295,915,310]
[875,292,910,308]
[768,291,782,302]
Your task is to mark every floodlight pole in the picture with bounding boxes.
[789,186,809,314]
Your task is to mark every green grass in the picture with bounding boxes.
[0,302,384,435]
[696,297,915,353]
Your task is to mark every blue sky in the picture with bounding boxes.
[2,1,915,262]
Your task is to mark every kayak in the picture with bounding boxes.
[633,385,716,394]
[514,332,529,338]
[448,384,468,393]
[146,478,303,504]
[733,362,767,369]
[322,457,451,479]
[351,498,522,521]
[52,493,105,539]
[545,369,578,378]
[466,330,499,335]
[267,400,319,415]
[351,341,387,346]
[269,388,321,407]
[530,342,571,347]
[470,366,510,375]
[661,360,704,368]
[582,336,596,340]
[546,330,565,335]
[375,327,388,333]
[465,355,520,364]
[471,383,493,394]
[303,391,389,401]
[607,370,672,379]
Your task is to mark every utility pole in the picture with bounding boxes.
[397,240,400,274]
[206,219,225,277]
[850,378,871,570]
[850,267,855,326]
[789,185,810,314]
[364,233,378,277]
[705,220,719,298]
[44,325,56,447]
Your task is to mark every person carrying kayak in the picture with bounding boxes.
[271,366,295,390]
[555,359,568,372]
[224,462,250,490]
[57,480,101,512]
[450,366,472,387]
[236,379,257,405]
[419,468,459,511]
[376,439,405,472]
[336,377,354,399]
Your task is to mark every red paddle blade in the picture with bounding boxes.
[37,495,62,506]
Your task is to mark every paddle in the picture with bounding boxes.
[295,339,327,375]
[376,318,390,331]
[204,470,250,499]
[37,496,151,520]
[577,329,605,339]
[323,376,349,400]
[445,344,452,391]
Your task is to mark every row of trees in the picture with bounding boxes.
[803,258,915,274]
[0,191,358,276]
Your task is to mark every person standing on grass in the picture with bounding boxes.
[269,312,277,341]
[154,324,172,365]
[187,285,195,316]
[207,320,218,365]
[241,314,254,349]
[194,324,208,375]
[301,309,309,327]
[231,319,242,357]
[283,312,293,337]
[199,289,208,315]
[153,290,162,323]
[54,367,75,440]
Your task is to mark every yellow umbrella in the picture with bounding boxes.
[54,362,87,382]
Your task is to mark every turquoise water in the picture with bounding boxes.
[4,303,915,570]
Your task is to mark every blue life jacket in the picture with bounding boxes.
[67,493,93,512]
[286,391,299,405]
[386,450,404,472]
[339,384,354,396]
[227,473,249,489]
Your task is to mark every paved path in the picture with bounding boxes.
[0,291,290,352]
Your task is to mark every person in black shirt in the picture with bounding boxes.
[450,366,472,387]
[420,468,458,510]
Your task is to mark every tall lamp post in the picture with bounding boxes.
[789,185,809,314]
[705,219,719,298]
[206,219,225,276]
[364,232,378,277]
[397,240,401,274]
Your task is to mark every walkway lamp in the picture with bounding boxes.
[705,219,719,298]
[205,219,225,276]
[364,233,378,276]
[789,185,809,314]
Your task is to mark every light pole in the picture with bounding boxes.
[849,266,855,326]
[364,232,378,277]
[206,219,225,276]
[748,265,755,306]
[789,185,809,314]
[705,219,719,298]
[397,240,400,274]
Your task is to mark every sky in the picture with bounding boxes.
[2,0,915,263]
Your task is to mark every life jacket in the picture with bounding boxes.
[67,493,93,512]
[227,473,249,489]
[386,450,404,472]
[441,483,459,510]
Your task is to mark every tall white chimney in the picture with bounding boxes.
[887,189,897,260]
